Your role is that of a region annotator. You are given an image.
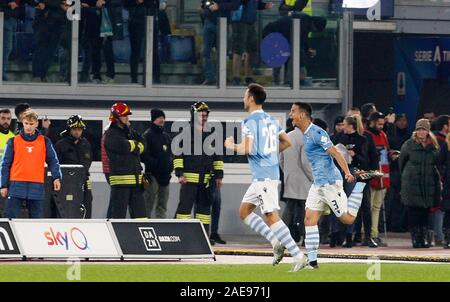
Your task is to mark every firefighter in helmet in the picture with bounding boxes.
[173,101,224,238]
[104,102,146,218]
[54,115,93,218]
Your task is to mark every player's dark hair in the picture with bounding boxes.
[14,103,31,119]
[0,108,11,115]
[247,83,266,105]
[293,102,312,119]
[435,115,450,132]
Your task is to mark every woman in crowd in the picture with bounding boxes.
[331,115,370,248]
[399,119,441,248]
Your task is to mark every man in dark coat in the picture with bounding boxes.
[141,109,173,218]
[29,0,70,82]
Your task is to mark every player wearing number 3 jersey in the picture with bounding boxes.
[289,102,366,269]
[225,84,308,272]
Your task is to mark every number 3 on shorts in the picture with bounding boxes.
[331,200,340,214]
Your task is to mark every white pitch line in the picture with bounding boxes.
[0,255,448,265]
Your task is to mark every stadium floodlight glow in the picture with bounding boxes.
[342,0,381,21]
[342,0,378,8]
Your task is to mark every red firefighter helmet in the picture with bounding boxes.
[110,102,132,122]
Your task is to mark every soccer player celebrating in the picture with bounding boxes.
[225,84,308,272]
[289,102,366,269]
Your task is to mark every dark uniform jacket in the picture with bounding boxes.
[54,135,93,179]
[142,123,173,186]
[104,123,145,187]
[173,128,224,185]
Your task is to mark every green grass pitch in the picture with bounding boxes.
[0,263,449,282]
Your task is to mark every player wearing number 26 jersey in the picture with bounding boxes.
[224,84,307,273]
[242,110,282,182]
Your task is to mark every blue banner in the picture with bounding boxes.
[394,37,450,131]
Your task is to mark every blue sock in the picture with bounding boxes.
[270,220,304,260]
[305,225,319,263]
[243,212,278,247]
[348,182,366,216]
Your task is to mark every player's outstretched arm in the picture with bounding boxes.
[278,132,292,153]
[326,146,355,182]
[224,136,253,155]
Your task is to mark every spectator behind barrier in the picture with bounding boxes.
[200,0,240,85]
[31,0,70,83]
[124,0,171,84]
[1,0,23,81]
[262,13,326,85]
[230,0,273,86]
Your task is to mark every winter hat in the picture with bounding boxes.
[415,118,430,132]
[151,108,165,122]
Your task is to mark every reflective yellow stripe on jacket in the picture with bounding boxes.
[109,174,143,186]
[173,158,184,169]
[128,140,136,152]
[86,179,92,190]
[213,160,224,171]
[183,172,211,184]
